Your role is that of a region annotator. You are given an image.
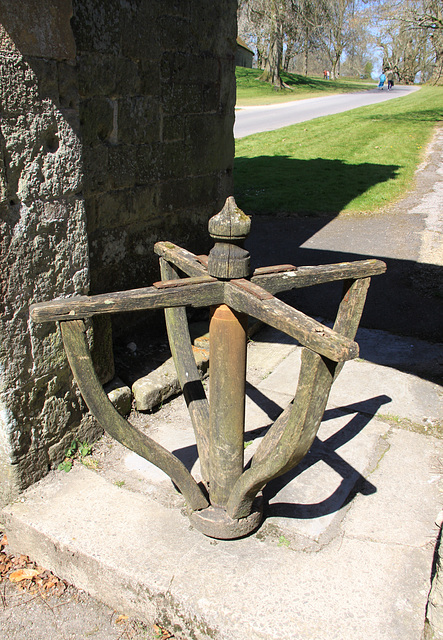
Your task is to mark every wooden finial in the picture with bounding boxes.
[207,197,251,279]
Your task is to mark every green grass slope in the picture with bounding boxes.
[234,86,443,216]
[236,67,374,106]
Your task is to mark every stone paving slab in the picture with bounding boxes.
[2,323,443,639]
[2,453,439,640]
[261,347,442,427]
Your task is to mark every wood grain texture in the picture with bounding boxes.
[225,283,358,362]
[225,276,375,520]
[227,348,335,519]
[251,259,386,295]
[30,280,225,323]
[154,242,209,278]
[208,305,247,507]
[160,258,211,484]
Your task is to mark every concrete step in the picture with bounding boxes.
[2,326,442,639]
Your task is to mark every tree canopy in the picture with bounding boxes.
[238,0,443,86]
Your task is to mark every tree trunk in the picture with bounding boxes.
[258,1,283,89]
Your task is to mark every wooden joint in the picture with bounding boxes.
[153,275,216,289]
[230,279,274,300]
[196,255,209,268]
[252,264,297,276]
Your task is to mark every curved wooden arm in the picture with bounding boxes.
[226,276,372,520]
[160,258,211,484]
[226,348,334,519]
[60,319,209,512]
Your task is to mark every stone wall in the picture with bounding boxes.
[73,0,236,296]
[0,0,237,505]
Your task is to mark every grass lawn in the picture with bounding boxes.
[236,67,374,106]
[234,85,443,216]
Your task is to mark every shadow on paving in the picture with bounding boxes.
[170,394,390,524]
[244,214,443,384]
[235,155,442,365]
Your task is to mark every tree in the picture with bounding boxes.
[368,0,443,83]
[318,0,359,79]
[259,0,285,87]
[288,0,330,75]
[238,0,286,88]
[405,0,443,82]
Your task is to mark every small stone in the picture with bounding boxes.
[104,378,132,416]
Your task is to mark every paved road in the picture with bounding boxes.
[234,85,420,138]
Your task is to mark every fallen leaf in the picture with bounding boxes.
[9,568,40,582]
[115,614,129,624]
[0,534,8,546]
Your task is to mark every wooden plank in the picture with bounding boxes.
[30,280,225,323]
[154,242,209,278]
[332,277,371,379]
[153,275,216,289]
[250,259,386,295]
[60,319,209,511]
[160,258,211,484]
[225,283,358,362]
[252,264,296,276]
[231,278,274,300]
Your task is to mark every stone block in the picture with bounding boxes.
[82,144,110,196]
[157,141,190,181]
[139,58,161,97]
[88,226,160,295]
[117,96,160,145]
[202,83,220,113]
[0,34,39,115]
[80,97,114,145]
[26,57,59,105]
[186,114,234,173]
[104,377,132,416]
[134,144,156,183]
[120,6,160,60]
[93,189,133,232]
[158,178,192,212]
[132,185,160,220]
[77,53,117,98]
[162,115,186,143]
[1,0,76,60]
[115,57,141,96]
[161,83,202,116]
[108,145,137,190]
[132,346,209,411]
[156,15,197,52]
[160,52,219,85]
[219,58,236,112]
[58,61,79,110]
[71,0,121,56]
[191,0,237,55]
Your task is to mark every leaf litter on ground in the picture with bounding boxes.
[0,532,67,597]
[0,532,176,638]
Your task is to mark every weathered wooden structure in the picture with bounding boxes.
[31,197,386,538]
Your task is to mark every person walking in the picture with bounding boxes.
[387,70,394,90]
[378,71,386,90]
